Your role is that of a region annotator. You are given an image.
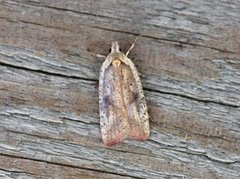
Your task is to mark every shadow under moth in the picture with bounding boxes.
[99,38,150,146]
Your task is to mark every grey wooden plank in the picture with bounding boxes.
[0,0,240,178]
[0,66,239,178]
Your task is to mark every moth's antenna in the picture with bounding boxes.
[126,35,140,56]
[89,52,107,58]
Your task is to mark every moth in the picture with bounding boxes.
[99,38,150,146]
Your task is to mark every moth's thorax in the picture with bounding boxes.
[108,52,125,68]
[112,59,121,68]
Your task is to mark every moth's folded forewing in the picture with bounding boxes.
[99,58,130,146]
[121,56,150,140]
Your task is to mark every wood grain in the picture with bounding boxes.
[0,0,239,178]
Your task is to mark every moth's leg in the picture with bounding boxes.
[138,72,143,77]
[89,52,107,58]
[126,35,140,57]
[149,114,153,122]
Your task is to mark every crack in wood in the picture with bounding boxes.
[2,0,237,54]
[150,139,239,165]
[0,167,36,176]
[145,88,240,108]
[0,153,144,179]
[0,61,239,108]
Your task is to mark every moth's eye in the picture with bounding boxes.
[119,48,122,51]
[108,48,111,53]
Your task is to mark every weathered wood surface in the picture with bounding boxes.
[0,0,240,178]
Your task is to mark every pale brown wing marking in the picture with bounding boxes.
[121,56,150,140]
[100,64,130,145]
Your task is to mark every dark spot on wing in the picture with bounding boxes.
[133,92,139,101]
[103,95,110,106]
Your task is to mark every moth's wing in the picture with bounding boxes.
[99,59,130,146]
[121,55,150,140]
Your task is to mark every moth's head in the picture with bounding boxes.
[110,41,121,53]
[108,41,124,67]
